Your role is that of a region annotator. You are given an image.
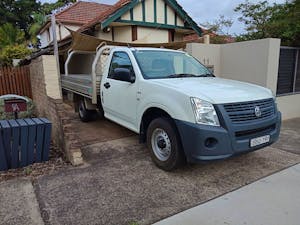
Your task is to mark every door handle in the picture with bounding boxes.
[104,82,110,89]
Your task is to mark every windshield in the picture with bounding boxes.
[133,50,213,79]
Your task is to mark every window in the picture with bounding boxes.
[133,50,212,79]
[108,52,134,80]
[277,47,300,95]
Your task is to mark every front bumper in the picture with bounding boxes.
[175,111,281,163]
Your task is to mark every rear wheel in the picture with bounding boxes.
[78,100,97,122]
[146,117,185,171]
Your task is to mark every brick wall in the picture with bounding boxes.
[29,55,83,165]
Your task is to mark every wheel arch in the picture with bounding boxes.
[139,107,175,143]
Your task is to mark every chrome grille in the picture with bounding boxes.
[223,98,275,123]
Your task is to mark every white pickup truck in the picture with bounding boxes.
[61,45,281,171]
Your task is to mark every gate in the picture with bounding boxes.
[0,66,32,98]
[277,47,300,95]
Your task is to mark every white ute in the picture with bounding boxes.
[61,46,281,171]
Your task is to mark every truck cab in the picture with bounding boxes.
[61,46,281,171]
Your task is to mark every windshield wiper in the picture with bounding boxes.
[197,73,215,77]
[166,73,215,78]
[166,73,199,78]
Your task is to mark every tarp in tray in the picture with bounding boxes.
[68,29,203,52]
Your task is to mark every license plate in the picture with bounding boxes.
[250,135,270,147]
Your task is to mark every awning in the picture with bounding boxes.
[68,29,203,52]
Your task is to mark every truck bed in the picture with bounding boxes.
[61,74,101,99]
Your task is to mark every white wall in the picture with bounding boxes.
[39,31,49,48]
[221,39,280,93]
[59,24,79,39]
[145,0,154,22]
[114,26,132,42]
[187,38,300,120]
[187,39,281,92]
[133,2,143,21]
[39,23,80,48]
[42,55,62,99]
[277,94,300,120]
[137,27,169,43]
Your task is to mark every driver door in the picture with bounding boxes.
[101,51,138,131]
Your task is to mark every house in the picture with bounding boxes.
[39,1,112,48]
[38,0,202,48]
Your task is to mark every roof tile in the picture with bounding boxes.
[56,1,112,25]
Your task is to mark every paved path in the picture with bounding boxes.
[155,163,300,225]
[0,178,43,225]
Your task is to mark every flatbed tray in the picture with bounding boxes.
[61,74,101,99]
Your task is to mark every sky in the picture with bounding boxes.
[40,0,287,35]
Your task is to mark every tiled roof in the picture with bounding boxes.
[55,1,112,25]
[79,0,131,31]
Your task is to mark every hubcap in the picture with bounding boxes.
[151,128,171,161]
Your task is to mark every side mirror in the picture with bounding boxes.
[113,68,135,83]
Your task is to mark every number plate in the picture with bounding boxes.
[250,135,270,147]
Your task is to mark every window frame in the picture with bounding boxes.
[132,50,212,80]
[108,51,135,81]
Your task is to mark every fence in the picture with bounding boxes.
[0,118,51,171]
[0,66,32,98]
[277,46,300,95]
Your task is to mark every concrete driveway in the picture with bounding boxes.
[1,118,300,225]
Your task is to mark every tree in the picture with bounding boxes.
[199,15,234,44]
[41,0,76,15]
[0,23,26,49]
[235,0,300,46]
[29,13,47,46]
[0,45,31,66]
[200,15,233,35]
[0,0,41,38]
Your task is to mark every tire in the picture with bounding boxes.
[146,117,186,171]
[78,100,97,122]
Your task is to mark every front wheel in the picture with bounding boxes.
[146,118,185,171]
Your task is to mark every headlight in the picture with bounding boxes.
[190,98,220,126]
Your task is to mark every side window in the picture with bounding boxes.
[108,52,134,79]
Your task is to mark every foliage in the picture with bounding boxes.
[210,36,232,44]
[0,0,75,47]
[41,0,76,16]
[0,0,41,38]
[200,15,233,35]
[0,45,31,66]
[29,13,47,46]
[0,23,26,49]
[235,0,300,46]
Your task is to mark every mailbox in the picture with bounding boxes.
[0,95,34,120]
